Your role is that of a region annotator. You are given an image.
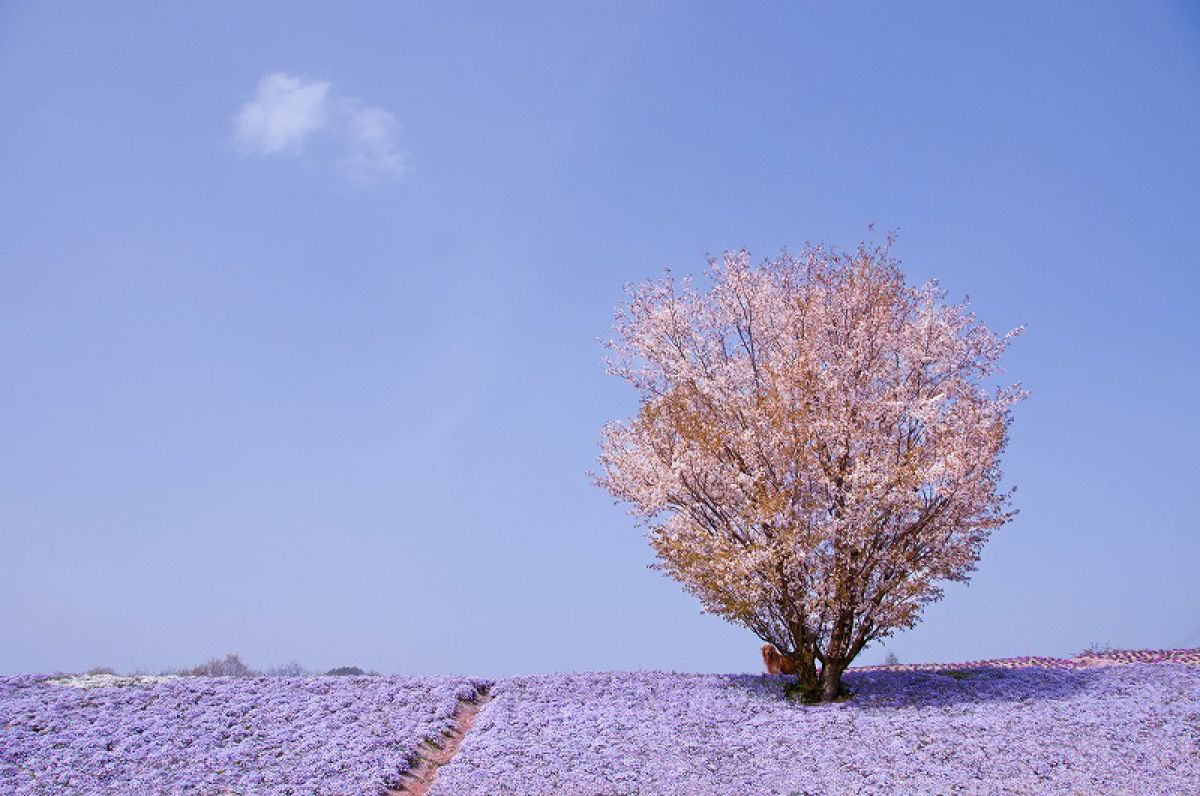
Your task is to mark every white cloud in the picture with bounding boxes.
[340,103,406,182]
[235,72,331,155]
[234,72,406,182]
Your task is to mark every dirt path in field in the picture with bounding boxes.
[389,686,492,796]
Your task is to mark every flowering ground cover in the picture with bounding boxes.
[430,664,1200,795]
[0,674,487,795]
[3,650,1197,795]
[852,646,1200,673]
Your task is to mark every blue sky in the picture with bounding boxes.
[1,1,1197,677]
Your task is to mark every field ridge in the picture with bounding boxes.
[392,684,494,796]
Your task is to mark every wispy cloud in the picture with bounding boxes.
[235,73,330,155]
[340,103,406,182]
[233,72,406,182]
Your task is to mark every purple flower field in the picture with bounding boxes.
[2,653,1198,795]
[431,665,1200,796]
[852,646,1200,672]
[0,674,486,795]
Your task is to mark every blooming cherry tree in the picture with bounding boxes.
[594,239,1025,702]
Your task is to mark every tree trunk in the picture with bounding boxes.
[785,647,821,703]
[819,660,847,702]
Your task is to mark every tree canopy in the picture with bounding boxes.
[595,238,1025,701]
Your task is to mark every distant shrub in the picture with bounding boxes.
[85,666,116,676]
[326,666,367,676]
[883,651,900,666]
[1078,642,1117,658]
[938,670,970,681]
[265,661,308,677]
[187,654,258,677]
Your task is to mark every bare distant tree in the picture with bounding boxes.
[187,654,257,677]
[265,661,308,677]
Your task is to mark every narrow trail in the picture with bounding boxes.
[389,686,493,796]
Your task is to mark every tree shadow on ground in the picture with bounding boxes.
[732,665,1098,710]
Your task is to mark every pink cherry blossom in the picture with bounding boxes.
[595,237,1026,701]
